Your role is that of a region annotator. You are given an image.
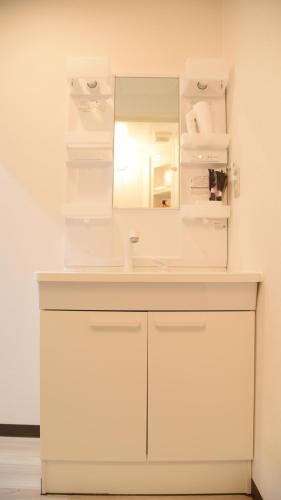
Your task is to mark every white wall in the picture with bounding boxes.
[223,1,281,498]
[0,0,222,424]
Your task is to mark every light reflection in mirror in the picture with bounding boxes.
[113,77,179,209]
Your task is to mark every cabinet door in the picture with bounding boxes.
[41,311,147,461]
[148,311,255,461]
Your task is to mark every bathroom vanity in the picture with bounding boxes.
[37,271,261,495]
[37,57,261,495]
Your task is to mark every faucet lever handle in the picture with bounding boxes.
[128,229,139,243]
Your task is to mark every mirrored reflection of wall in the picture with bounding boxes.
[113,77,179,209]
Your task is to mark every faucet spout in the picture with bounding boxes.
[124,230,139,272]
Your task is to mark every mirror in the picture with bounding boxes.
[113,77,179,209]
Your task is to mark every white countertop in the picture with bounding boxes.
[35,271,262,284]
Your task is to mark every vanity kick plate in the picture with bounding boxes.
[42,460,252,495]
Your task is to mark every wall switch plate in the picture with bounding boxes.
[232,163,240,198]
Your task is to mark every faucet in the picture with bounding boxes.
[124,230,139,272]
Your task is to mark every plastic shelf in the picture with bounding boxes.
[181,133,230,151]
[181,203,230,220]
[70,91,112,100]
[66,143,113,163]
[181,149,228,165]
[62,203,112,221]
[66,159,113,168]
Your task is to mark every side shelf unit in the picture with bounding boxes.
[64,58,115,222]
[63,58,115,268]
[180,59,230,224]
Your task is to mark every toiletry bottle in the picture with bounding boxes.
[185,111,197,135]
[208,169,216,201]
[215,170,227,201]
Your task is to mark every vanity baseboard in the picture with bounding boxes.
[42,460,252,495]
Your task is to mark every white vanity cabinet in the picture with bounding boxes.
[148,311,254,462]
[41,311,147,462]
[37,272,261,495]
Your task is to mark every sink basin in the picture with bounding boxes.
[36,270,261,313]
[35,270,262,283]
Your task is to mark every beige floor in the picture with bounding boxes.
[0,437,252,499]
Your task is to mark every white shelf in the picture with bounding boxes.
[70,91,112,100]
[181,203,230,220]
[66,159,113,168]
[65,131,113,162]
[66,131,113,145]
[66,143,113,162]
[181,133,230,151]
[181,149,227,165]
[66,142,112,149]
[62,203,112,220]
[66,143,112,150]
[180,133,229,166]
[154,186,171,194]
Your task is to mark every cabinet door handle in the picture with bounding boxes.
[90,321,141,331]
[154,321,206,331]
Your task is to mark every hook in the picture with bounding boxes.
[87,80,98,89]
[197,81,208,91]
